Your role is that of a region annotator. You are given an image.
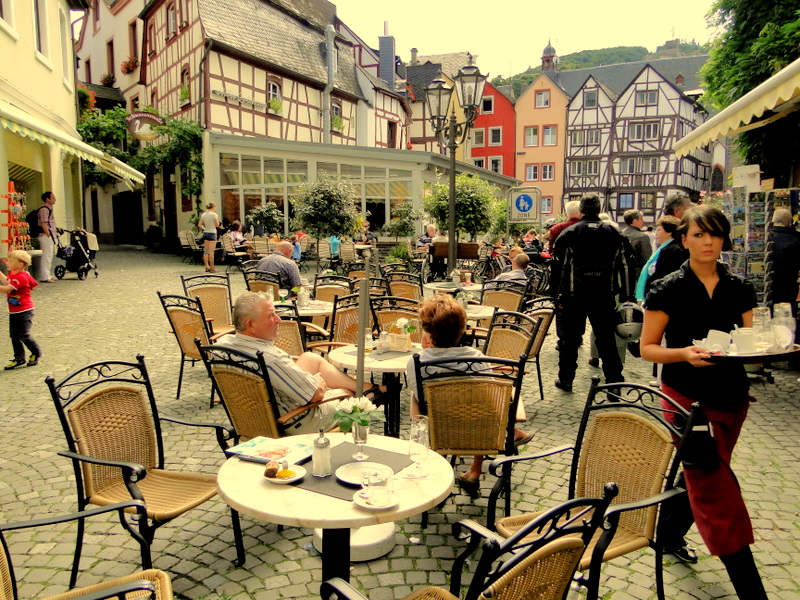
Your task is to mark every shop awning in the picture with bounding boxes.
[674,57,800,158]
[0,100,145,189]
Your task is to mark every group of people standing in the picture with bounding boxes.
[548,191,776,598]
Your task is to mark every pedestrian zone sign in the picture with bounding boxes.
[508,187,542,223]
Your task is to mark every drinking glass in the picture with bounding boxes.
[406,415,429,479]
[752,306,773,352]
[278,288,289,303]
[352,422,369,461]
[772,303,796,350]
[360,465,393,505]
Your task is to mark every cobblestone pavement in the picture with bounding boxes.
[0,247,798,600]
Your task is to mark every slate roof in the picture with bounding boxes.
[552,55,708,98]
[416,51,474,78]
[196,0,362,99]
[78,82,126,103]
[405,62,443,102]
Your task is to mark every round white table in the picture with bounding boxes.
[295,299,334,318]
[328,344,419,437]
[217,433,454,586]
[423,281,483,297]
[465,304,495,320]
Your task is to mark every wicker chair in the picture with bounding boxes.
[322,486,617,600]
[316,238,341,272]
[380,262,410,276]
[181,273,235,336]
[196,343,347,442]
[243,269,281,300]
[241,259,260,272]
[481,279,529,313]
[485,377,699,600]
[369,296,422,343]
[45,356,244,586]
[386,271,422,301]
[411,355,526,505]
[158,291,224,401]
[523,297,556,401]
[0,500,173,599]
[311,274,352,332]
[178,229,194,263]
[219,233,248,271]
[251,236,269,258]
[183,230,204,264]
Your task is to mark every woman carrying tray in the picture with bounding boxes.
[640,204,767,599]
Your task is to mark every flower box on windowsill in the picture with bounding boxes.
[179,97,190,107]
[267,108,282,116]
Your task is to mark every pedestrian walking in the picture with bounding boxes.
[0,250,42,369]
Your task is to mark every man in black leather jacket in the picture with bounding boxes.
[550,194,637,392]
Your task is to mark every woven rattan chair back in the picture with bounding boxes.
[576,412,673,557]
[241,259,260,272]
[220,233,247,260]
[345,262,366,280]
[159,293,210,360]
[252,236,269,258]
[68,386,158,498]
[479,537,584,600]
[483,311,539,361]
[352,277,388,296]
[274,309,307,357]
[329,293,363,344]
[370,297,422,344]
[481,281,528,312]
[244,270,280,299]
[181,274,233,332]
[387,272,422,300]
[380,262,410,276]
[339,241,357,263]
[313,275,351,301]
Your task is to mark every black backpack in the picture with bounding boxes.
[26,206,48,237]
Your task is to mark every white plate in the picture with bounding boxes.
[264,464,306,485]
[352,489,398,511]
[335,462,386,486]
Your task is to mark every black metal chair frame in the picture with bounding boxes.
[522,296,557,400]
[481,279,530,312]
[485,376,700,600]
[45,356,242,587]
[0,500,153,596]
[385,271,423,299]
[313,274,353,298]
[242,269,282,294]
[483,310,540,361]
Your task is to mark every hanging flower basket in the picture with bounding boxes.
[100,73,116,86]
[120,56,139,75]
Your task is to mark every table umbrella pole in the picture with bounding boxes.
[355,249,371,393]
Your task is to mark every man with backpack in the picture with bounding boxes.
[35,192,59,282]
[550,193,636,392]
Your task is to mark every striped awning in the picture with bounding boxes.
[674,57,800,158]
[0,100,145,188]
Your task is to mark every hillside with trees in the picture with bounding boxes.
[493,40,707,97]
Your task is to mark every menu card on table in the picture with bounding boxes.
[225,436,313,465]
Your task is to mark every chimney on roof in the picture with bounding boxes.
[379,23,396,90]
[410,48,418,66]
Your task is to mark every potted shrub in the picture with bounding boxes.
[331,114,344,132]
[100,73,116,87]
[246,202,284,238]
[268,97,283,115]
[383,200,422,242]
[120,56,139,75]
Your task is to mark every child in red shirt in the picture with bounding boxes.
[0,250,42,369]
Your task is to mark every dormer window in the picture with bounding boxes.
[675,74,685,86]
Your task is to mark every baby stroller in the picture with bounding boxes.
[55,228,99,280]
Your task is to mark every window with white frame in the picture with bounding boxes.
[587,129,601,146]
[489,157,502,173]
[489,127,502,146]
[543,125,557,146]
[584,90,597,108]
[640,192,656,212]
[473,128,484,147]
[586,160,599,175]
[619,157,636,174]
[541,196,553,214]
[618,193,635,210]
[481,96,493,113]
[33,0,48,56]
[542,164,554,180]
[525,164,539,181]
[268,81,282,103]
[166,3,176,38]
[629,122,644,141]
[535,90,550,108]
[0,0,13,28]
[524,126,538,147]
[474,158,485,169]
[635,89,658,106]
[643,156,659,173]
[570,161,584,176]
[644,121,659,140]
[571,130,585,146]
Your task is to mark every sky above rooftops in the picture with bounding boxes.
[333,0,718,80]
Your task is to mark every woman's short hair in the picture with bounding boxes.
[418,295,466,348]
[678,205,733,251]
[656,215,681,240]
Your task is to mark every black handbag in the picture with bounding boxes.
[681,420,720,471]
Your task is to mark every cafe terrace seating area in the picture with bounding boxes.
[2,248,794,600]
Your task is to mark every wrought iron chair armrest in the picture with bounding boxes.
[449,518,507,595]
[488,444,573,476]
[159,415,236,451]
[209,330,229,342]
[604,486,686,518]
[320,577,368,600]
[451,518,504,544]
[306,341,350,354]
[58,451,146,482]
[0,500,148,533]
[63,579,158,600]
[301,322,330,338]
[278,393,350,425]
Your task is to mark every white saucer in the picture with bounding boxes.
[352,489,398,511]
[264,464,306,484]
[335,462,386,486]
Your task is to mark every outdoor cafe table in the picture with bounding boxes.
[217,433,454,587]
[423,281,483,297]
[295,299,334,318]
[328,344,417,438]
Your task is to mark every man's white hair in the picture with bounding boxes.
[565,200,581,218]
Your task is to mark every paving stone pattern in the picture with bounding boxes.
[0,248,798,600]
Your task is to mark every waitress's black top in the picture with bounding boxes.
[644,261,757,410]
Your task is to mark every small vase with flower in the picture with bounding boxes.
[333,396,386,461]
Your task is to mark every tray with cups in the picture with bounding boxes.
[695,327,800,364]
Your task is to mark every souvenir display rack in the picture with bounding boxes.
[721,187,770,304]
[1,181,33,259]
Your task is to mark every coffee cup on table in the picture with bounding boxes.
[730,327,757,354]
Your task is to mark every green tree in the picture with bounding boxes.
[292,176,360,260]
[246,202,284,235]
[702,2,800,184]
[77,106,139,189]
[383,200,422,241]
[423,174,497,241]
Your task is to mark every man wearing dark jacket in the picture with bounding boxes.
[769,208,800,318]
[621,209,652,280]
[551,194,636,391]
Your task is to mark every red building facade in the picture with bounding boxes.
[469,82,516,178]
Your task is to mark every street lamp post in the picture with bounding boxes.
[425,58,488,272]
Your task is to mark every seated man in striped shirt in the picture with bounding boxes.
[217,292,381,434]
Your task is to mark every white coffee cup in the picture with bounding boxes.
[731,327,757,354]
[704,329,731,352]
